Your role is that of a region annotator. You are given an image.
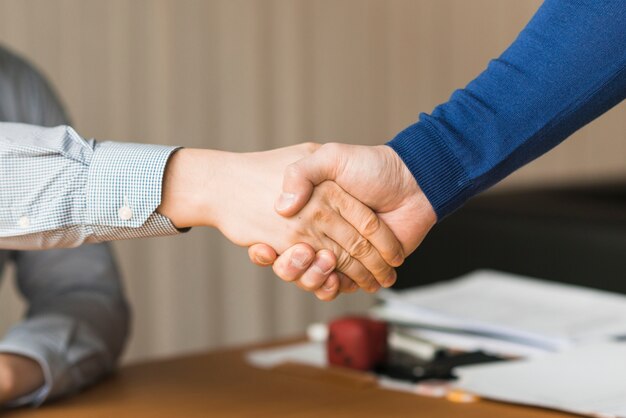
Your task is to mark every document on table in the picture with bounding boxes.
[246,342,326,369]
[373,270,626,352]
[454,342,626,418]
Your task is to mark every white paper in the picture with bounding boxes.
[245,341,327,369]
[454,342,626,417]
[374,270,626,351]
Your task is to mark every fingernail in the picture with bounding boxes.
[255,255,271,265]
[291,249,312,269]
[384,270,397,288]
[312,257,335,276]
[322,280,335,290]
[392,254,404,266]
[276,193,296,212]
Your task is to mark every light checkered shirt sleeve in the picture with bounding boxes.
[0,122,182,249]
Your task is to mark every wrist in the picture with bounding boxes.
[381,144,435,217]
[158,148,233,229]
[381,144,437,254]
[0,356,14,404]
[0,353,44,405]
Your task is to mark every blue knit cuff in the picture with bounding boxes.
[387,121,470,220]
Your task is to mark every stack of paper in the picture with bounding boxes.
[454,342,626,417]
[373,270,626,356]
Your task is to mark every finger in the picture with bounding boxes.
[313,272,340,302]
[271,244,316,283]
[323,235,381,293]
[321,203,397,289]
[248,244,278,266]
[276,144,341,217]
[334,197,405,268]
[293,249,337,292]
[337,272,359,293]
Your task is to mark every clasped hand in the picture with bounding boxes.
[159,142,435,301]
[248,143,437,301]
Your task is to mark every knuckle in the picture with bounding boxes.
[301,141,320,154]
[335,252,375,290]
[312,207,333,224]
[349,236,373,260]
[360,213,381,237]
[335,250,354,273]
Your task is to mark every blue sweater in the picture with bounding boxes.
[388,0,626,220]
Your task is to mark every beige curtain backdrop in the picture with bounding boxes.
[0,0,624,363]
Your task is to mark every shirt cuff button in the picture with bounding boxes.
[118,206,133,221]
[18,216,30,228]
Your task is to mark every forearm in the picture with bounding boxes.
[0,244,130,406]
[388,0,626,219]
[157,148,226,229]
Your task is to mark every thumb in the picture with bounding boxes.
[275,144,339,217]
[248,244,278,266]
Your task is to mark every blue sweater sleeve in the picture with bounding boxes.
[387,0,626,220]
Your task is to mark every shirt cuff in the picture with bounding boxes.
[86,141,183,240]
[387,121,471,220]
[0,341,60,407]
[0,314,115,408]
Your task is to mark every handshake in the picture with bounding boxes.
[158,142,437,301]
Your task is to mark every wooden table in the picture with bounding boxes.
[5,341,577,418]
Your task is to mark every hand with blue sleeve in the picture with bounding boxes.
[249,0,626,292]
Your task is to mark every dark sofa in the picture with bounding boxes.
[396,182,626,295]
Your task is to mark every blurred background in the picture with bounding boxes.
[0,0,624,364]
